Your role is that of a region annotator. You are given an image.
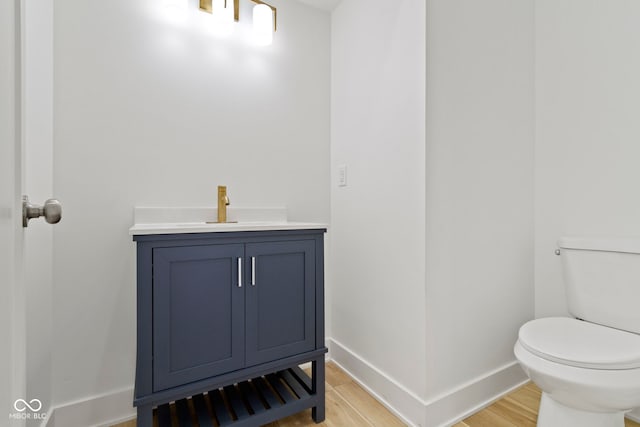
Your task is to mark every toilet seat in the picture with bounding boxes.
[518,317,640,370]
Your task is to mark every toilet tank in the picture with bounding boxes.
[559,237,640,334]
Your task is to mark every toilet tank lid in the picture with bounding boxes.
[558,237,640,254]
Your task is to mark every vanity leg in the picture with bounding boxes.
[311,357,326,423]
[137,405,153,427]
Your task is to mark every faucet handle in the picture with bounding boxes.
[218,186,229,205]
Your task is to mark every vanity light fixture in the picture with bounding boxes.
[199,0,277,45]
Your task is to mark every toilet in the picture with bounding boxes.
[514,237,640,427]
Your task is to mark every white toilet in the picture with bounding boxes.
[514,237,640,427]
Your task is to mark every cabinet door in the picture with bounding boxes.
[153,244,245,391]
[245,240,316,366]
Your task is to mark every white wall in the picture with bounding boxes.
[331,0,427,422]
[535,0,640,318]
[52,0,330,422]
[332,0,534,425]
[424,1,534,424]
[535,2,640,421]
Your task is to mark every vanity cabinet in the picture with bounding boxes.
[132,229,326,427]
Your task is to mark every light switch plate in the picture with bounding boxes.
[338,165,347,187]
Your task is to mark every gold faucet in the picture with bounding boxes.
[217,186,230,223]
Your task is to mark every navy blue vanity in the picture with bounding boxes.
[131,226,327,426]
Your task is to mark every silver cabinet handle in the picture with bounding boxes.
[22,195,62,227]
[251,256,256,286]
[237,257,242,288]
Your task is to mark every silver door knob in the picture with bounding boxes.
[22,195,62,227]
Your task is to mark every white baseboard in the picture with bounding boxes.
[328,337,529,427]
[329,338,425,426]
[43,410,54,427]
[425,361,529,426]
[628,408,640,423]
[46,387,135,427]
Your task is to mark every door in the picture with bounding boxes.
[152,244,245,391]
[245,240,316,366]
[1,0,25,422]
[3,2,57,422]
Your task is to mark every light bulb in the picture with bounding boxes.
[211,0,235,37]
[252,4,273,46]
[163,0,188,24]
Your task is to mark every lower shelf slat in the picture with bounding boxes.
[290,366,313,393]
[280,369,309,399]
[224,385,250,420]
[238,380,266,415]
[153,368,318,427]
[254,376,282,409]
[157,403,172,427]
[265,373,295,404]
[174,398,191,427]
[211,389,232,426]
[191,393,211,427]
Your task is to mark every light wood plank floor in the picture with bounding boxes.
[113,366,640,427]
[455,382,640,427]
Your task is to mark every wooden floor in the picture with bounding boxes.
[455,382,640,427]
[113,365,640,427]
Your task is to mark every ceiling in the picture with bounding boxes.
[294,0,342,11]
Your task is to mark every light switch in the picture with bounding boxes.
[338,165,347,187]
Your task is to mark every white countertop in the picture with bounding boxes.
[129,221,327,236]
[129,207,327,236]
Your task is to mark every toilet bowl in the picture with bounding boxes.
[515,317,640,426]
[514,237,640,426]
